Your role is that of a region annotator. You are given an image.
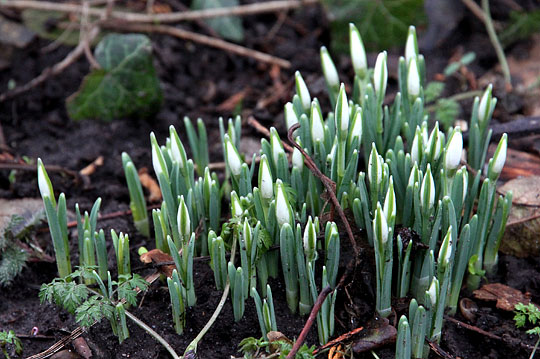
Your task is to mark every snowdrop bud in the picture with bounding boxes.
[303,216,317,261]
[310,100,325,143]
[295,71,311,111]
[411,127,421,164]
[231,191,243,217]
[478,84,493,127]
[438,226,453,266]
[368,144,383,185]
[225,135,242,176]
[383,177,396,221]
[335,84,349,135]
[405,26,418,65]
[374,51,388,98]
[408,163,420,187]
[151,133,168,177]
[177,196,191,241]
[169,126,186,168]
[275,180,292,226]
[427,278,439,306]
[461,167,469,202]
[491,133,507,175]
[292,146,304,170]
[284,102,298,130]
[37,158,54,200]
[407,57,421,97]
[350,108,363,142]
[258,155,273,199]
[270,128,285,167]
[349,23,368,76]
[373,203,389,245]
[427,122,443,161]
[421,165,436,210]
[444,127,463,171]
[320,46,339,89]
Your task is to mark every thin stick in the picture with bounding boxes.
[481,0,512,91]
[0,26,100,102]
[248,116,295,152]
[506,212,540,227]
[287,123,359,257]
[286,286,333,359]
[101,21,290,68]
[461,0,486,24]
[0,0,317,23]
[124,310,180,359]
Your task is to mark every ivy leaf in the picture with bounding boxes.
[66,33,163,121]
[191,0,244,42]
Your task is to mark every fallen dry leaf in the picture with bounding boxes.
[79,156,104,176]
[473,283,532,311]
[140,249,174,277]
[138,167,162,202]
[352,317,396,353]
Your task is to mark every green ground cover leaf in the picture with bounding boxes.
[67,33,162,121]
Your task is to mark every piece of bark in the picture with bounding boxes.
[139,249,175,277]
[473,283,532,311]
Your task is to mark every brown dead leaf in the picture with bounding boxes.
[140,249,175,277]
[352,317,396,353]
[79,156,104,176]
[138,167,162,202]
[473,283,532,311]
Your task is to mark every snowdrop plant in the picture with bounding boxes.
[251,285,277,340]
[122,152,149,237]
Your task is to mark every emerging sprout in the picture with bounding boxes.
[295,71,311,111]
[349,23,367,76]
[420,165,436,211]
[407,57,421,97]
[37,158,54,201]
[310,100,325,143]
[320,46,339,90]
[373,203,389,245]
[478,84,493,127]
[225,135,242,176]
[405,25,419,64]
[258,155,273,199]
[444,127,463,171]
[438,226,453,267]
[374,51,388,99]
[491,133,508,175]
[177,196,191,242]
[427,278,439,306]
[275,180,292,226]
[284,102,298,130]
[368,144,383,185]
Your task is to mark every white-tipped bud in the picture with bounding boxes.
[421,165,436,210]
[169,126,186,168]
[258,155,273,199]
[336,84,349,134]
[270,128,285,167]
[407,57,420,97]
[368,144,383,185]
[374,51,388,98]
[408,163,420,187]
[231,191,243,217]
[461,167,469,202]
[292,146,304,170]
[478,84,493,126]
[37,158,53,200]
[321,46,339,89]
[427,278,439,306]
[491,133,507,175]
[438,226,453,266]
[177,196,191,241]
[275,180,291,226]
[151,134,168,177]
[225,135,242,176]
[384,177,396,222]
[310,100,325,143]
[444,127,463,171]
[295,71,311,111]
[427,122,443,161]
[350,108,363,142]
[349,23,368,76]
[405,26,418,65]
[284,102,298,130]
[373,203,389,245]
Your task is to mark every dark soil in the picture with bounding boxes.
[1,1,539,358]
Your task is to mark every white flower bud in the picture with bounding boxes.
[350,108,363,142]
[292,146,304,170]
[321,46,339,89]
[407,57,420,97]
[284,102,298,130]
[37,158,53,200]
[461,167,469,202]
[225,135,242,176]
[478,84,493,127]
[349,23,367,76]
[383,177,396,221]
[374,51,388,98]
[492,133,507,175]
[373,203,389,245]
[438,226,453,266]
[270,128,285,167]
[411,127,421,164]
[427,123,442,161]
[408,163,420,187]
[445,127,463,171]
[405,26,418,65]
[421,165,436,210]
[310,101,325,143]
[303,216,317,261]
[275,180,291,226]
[151,134,168,177]
[259,155,273,199]
[295,71,311,111]
[231,191,243,217]
[169,126,186,168]
[177,196,191,241]
[427,278,439,306]
[336,84,349,134]
[368,144,383,185]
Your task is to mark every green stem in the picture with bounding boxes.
[530,336,540,359]
[124,310,180,359]
[481,0,511,89]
